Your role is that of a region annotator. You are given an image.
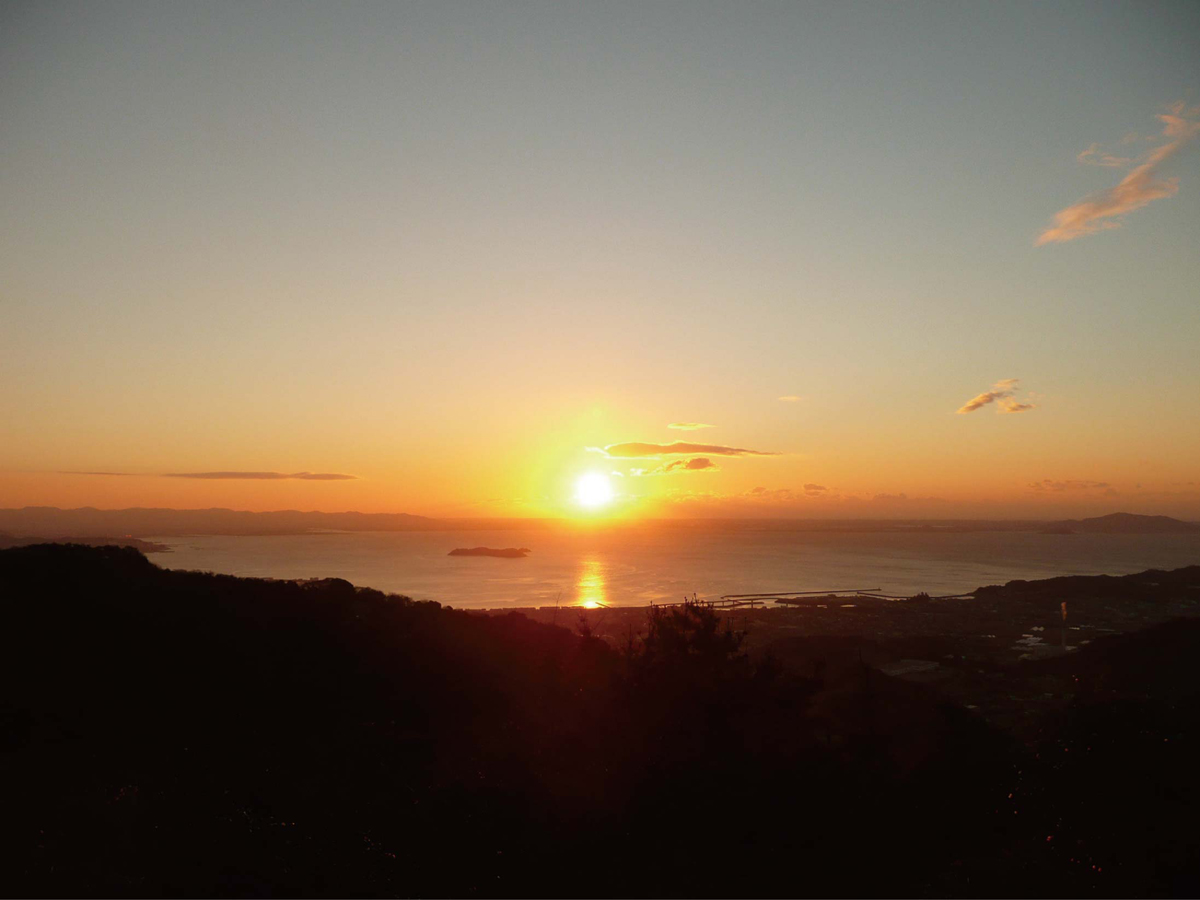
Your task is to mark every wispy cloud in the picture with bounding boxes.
[672,485,946,509]
[778,395,802,403]
[866,492,950,504]
[957,390,1006,414]
[61,469,358,481]
[594,442,779,458]
[630,457,720,476]
[667,422,715,430]
[742,486,837,503]
[745,485,844,502]
[957,378,1034,414]
[1038,102,1200,245]
[60,471,137,476]
[165,471,357,480]
[1028,479,1112,492]
[1076,143,1132,168]
[997,398,1035,414]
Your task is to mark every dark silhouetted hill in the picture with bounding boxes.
[2,545,1199,896]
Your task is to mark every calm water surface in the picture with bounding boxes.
[146,525,1200,609]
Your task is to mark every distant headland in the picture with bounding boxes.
[0,533,170,553]
[1040,512,1200,534]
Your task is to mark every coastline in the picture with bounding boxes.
[483,563,1200,740]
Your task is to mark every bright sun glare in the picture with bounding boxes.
[575,472,614,510]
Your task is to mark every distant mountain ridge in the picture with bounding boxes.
[4,507,1199,539]
[0,506,441,537]
[1042,512,1200,534]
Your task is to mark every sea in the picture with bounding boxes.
[145,523,1200,609]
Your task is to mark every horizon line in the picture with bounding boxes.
[1,504,1192,524]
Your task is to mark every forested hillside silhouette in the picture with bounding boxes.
[2,544,1198,897]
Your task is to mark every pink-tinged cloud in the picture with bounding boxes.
[957,378,1031,414]
[596,442,779,458]
[778,395,802,402]
[165,471,357,480]
[1076,144,1132,168]
[1038,103,1200,245]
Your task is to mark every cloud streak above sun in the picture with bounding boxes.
[630,457,719,476]
[1038,102,1200,245]
[667,422,715,430]
[593,442,779,459]
[957,379,1035,415]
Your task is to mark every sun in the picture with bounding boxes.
[575,472,614,509]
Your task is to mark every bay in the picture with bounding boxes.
[147,524,1200,609]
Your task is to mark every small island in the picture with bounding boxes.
[448,546,531,558]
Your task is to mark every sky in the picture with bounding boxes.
[2,0,1199,520]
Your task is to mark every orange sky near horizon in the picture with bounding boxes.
[3,390,1198,520]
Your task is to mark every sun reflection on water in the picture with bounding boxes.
[576,557,607,608]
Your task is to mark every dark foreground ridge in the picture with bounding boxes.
[2,545,1199,897]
